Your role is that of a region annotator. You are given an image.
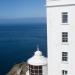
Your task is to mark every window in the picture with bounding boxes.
[29,65,42,75]
[62,52,68,61]
[62,12,68,23]
[62,32,68,42]
[62,70,68,75]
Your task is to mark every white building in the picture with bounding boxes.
[26,46,48,75]
[46,0,75,75]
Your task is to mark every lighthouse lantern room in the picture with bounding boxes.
[26,46,47,75]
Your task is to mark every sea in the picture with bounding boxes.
[0,23,47,75]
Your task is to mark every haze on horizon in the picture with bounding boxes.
[0,0,46,19]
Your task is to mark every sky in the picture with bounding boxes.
[0,0,46,19]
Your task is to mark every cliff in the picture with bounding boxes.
[6,62,28,75]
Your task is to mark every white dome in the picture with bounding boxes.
[27,46,47,66]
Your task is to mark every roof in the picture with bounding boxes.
[27,46,47,65]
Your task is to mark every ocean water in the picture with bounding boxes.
[0,23,47,75]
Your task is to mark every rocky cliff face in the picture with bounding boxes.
[6,62,28,75]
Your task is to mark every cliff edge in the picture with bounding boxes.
[6,62,28,75]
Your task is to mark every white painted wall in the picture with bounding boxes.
[46,2,75,75]
[43,65,48,75]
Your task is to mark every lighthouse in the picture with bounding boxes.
[26,46,47,75]
[46,0,75,75]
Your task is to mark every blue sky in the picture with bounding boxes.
[0,0,46,19]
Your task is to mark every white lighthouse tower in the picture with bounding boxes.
[46,0,75,75]
[26,46,47,75]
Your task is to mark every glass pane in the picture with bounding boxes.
[62,57,68,61]
[39,70,42,73]
[62,32,68,42]
[35,70,38,73]
[31,69,35,73]
[35,73,38,75]
[34,66,38,69]
[39,66,42,69]
[62,52,68,56]
[62,70,68,75]
[31,65,34,69]
[39,74,42,75]
[31,73,35,75]
[62,12,68,23]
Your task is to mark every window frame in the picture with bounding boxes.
[62,12,68,24]
[62,52,68,62]
[29,65,42,75]
[62,70,68,75]
[62,32,68,43]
